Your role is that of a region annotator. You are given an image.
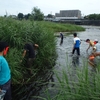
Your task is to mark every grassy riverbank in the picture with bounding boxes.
[0,17,85,99]
[55,64,100,100]
[37,21,85,32]
[0,17,85,83]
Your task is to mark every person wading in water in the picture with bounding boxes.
[72,33,81,57]
[60,32,64,45]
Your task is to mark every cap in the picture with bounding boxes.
[94,39,98,42]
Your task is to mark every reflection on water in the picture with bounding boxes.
[72,56,79,66]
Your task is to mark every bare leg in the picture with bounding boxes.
[88,60,96,67]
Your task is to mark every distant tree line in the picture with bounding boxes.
[17,7,44,21]
[84,14,100,20]
[6,7,100,21]
[4,7,54,21]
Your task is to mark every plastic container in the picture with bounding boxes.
[89,55,95,60]
[0,90,6,100]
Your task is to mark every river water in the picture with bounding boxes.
[56,25,100,68]
[31,25,100,100]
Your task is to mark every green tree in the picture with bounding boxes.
[88,14,97,20]
[18,13,24,20]
[96,14,100,20]
[84,14,100,20]
[24,13,31,20]
[47,14,53,18]
[31,7,44,21]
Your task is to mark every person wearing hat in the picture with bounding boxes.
[94,39,98,45]
[92,39,100,57]
[0,41,11,100]
[89,39,100,66]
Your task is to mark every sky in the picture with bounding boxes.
[0,0,100,16]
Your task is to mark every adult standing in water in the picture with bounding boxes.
[72,33,81,56]
[60,32,63,45]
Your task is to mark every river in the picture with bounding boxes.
[56,25,100,68]
[25,25,100,100]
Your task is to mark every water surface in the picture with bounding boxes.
[33,25,100,100]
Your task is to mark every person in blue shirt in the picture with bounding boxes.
[0,41,11,100]
[72,33,81,56]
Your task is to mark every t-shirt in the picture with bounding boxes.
[90,40,94,47]
[24,43,35,58]
[74,37,81,48]
[95,43,100,52]
[0,56,11,85]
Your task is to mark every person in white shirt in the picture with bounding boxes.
[72,33,81,56]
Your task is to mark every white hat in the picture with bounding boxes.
[94,39,98,41]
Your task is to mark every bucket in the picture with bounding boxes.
[0,90,6,100]
[89,55,95,60]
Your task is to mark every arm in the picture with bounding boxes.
[93,46,96,52]
[20,50,26,62]
[72,39,76,50]
[72,42,76,50]
[34,44,39,47]
[22,50,26,58]
[86,44,90,52]
[0,66,1,72]
[22,44,27,58]
[80,40,81,44]
[34,44,39,50]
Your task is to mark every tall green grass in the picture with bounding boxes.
[0,17,58,99]
[41,63,100,100]
[0,17,57,84]
[37,21,85,32]
[0,17,85,99]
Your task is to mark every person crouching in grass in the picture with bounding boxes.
[21,42,39,75]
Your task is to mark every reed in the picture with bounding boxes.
[44,63,100,100]
[0,17,85,99]
[37,21,85,32]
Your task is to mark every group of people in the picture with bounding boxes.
[0,41,39,100]
[72,33,100,66]
[0,32,100,99]
[60,32,81,56]
[60,32,100,65]
[86,39,100,66]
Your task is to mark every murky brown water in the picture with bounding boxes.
[26,25,100,100]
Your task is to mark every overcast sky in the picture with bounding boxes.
[0,0,100,16]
